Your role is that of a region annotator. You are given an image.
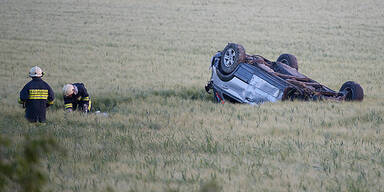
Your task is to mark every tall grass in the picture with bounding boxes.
[0,0,383,191]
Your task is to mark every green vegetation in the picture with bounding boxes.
[0,0,383,191]
[0,135,64,192]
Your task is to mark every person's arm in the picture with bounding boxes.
[80,86,90,106]
[79,85,90,112]
[46,84,55,107]
[64,97,73,112]
[19,85,28,107]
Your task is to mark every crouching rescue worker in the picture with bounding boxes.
[62,83,91,113]
[19,66,54,123]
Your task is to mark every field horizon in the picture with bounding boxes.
[1,0,383,191]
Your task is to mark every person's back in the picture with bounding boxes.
[63,83,91,113]
[19,66,54,122]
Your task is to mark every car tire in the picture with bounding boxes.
[277,54,298,71]
[219,43,246,74]
[339,81,364,101]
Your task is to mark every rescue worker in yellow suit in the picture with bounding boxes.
[19,66,55,122]
[62,83,91,113]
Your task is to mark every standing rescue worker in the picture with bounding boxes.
[19,66,54,123]
[62,83,91,113]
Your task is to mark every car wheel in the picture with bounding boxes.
[277,54,298,71]
[219,43,246,74]
[339,81,364,101]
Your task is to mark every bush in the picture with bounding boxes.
[0,135,65,192]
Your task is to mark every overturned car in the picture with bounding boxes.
[205,43,364,104]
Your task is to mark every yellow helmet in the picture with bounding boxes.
[29,66,43,77]
[63,84,75,97]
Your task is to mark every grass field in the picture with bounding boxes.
[1,0,384,191]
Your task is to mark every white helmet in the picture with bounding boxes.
[63,84,75,97]
[29,66,44,77]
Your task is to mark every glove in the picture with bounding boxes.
[82,104,89,113]
[18,99,26,108]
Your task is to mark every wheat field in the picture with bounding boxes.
[0,0,383,191]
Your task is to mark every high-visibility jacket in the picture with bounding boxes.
[19,78,54,122]
[63,83,91,112]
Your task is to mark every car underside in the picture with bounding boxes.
[205,43,364,104]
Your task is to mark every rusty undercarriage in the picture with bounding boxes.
[205,43,364,104]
